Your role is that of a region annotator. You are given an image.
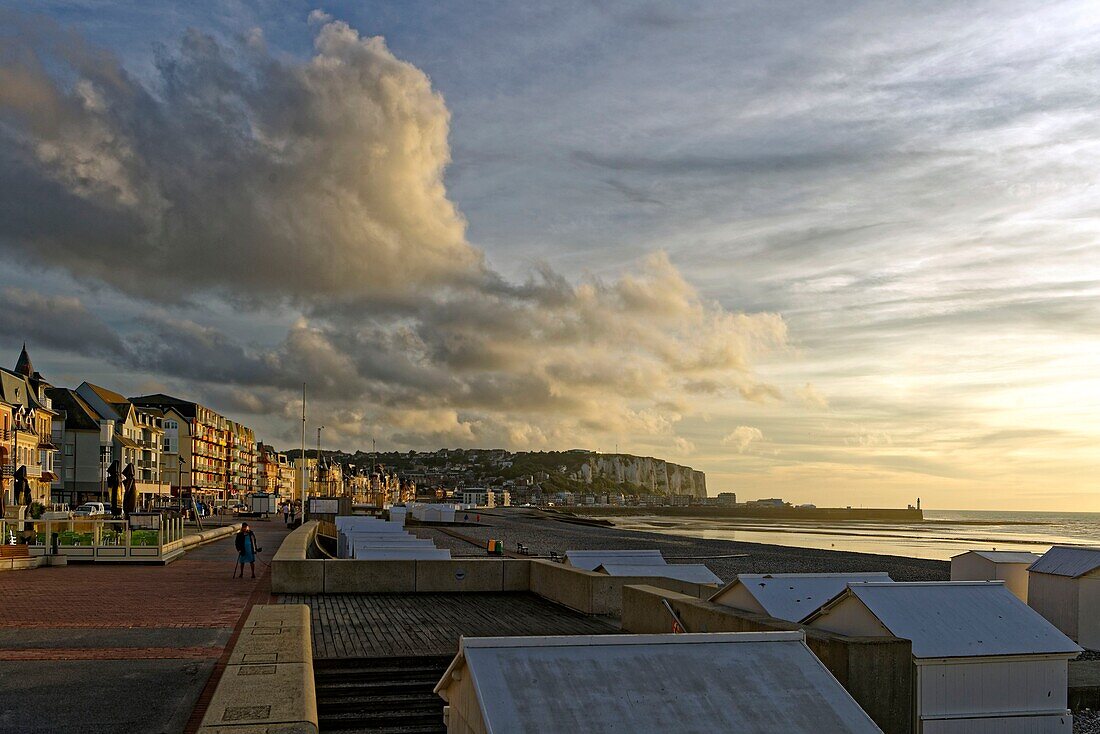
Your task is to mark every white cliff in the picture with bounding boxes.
[570,453,707,498]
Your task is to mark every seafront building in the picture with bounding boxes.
[0,398,12,505]
[0,346,58,507]
[49,383,168,505]
[130,393,260,505]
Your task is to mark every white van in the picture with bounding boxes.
[73,502,106,517]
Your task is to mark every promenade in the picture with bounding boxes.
[0,520,289,734]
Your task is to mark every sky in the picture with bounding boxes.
[1,1,1099,510]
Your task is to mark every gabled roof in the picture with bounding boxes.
[0,367,53,413]
[45,388,103,431]
[563,549,666,571]
[806,582,1080,659]
[129,394,199,419]
[435,632,881,734]
[951,550,1041,564]
[711,573,892,623]
[1028,546,1100,578]
[595,563,722,585]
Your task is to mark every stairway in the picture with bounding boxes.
[314,655,450,733]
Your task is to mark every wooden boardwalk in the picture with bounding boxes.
[281,592,617,659]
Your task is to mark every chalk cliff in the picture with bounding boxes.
[570,453,707,498]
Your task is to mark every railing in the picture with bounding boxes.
[1,515,188,562]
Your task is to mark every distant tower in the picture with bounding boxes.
[14,343,33,377]
[917,497,921,510]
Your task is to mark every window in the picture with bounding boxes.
[65,444,74,456]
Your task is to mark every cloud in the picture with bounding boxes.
[796,382,829,409]
[0,12,786,452]
[0,288,127,359]
[0,12,484,303]
[721,425,763,453]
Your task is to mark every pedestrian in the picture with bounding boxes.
[282,502,290,527]
[234,522,262,579]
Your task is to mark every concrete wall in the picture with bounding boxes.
[1029,572,1080,642]
[273,524,707,617]
[620,584,914,734]
[273,523,533,594]
[529,560,715,616]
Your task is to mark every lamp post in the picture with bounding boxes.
[316,426,324,496]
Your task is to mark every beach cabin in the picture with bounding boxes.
[1028,545,1100,649]
[434,632,882,734]
[950,550,1039,602]
[562,549,666,571]
[805,581,1080,733]
[593,562,721,585]
[709,573,892,622]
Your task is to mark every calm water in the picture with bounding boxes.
[608,509,1100,561]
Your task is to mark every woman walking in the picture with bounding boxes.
[234,522,262,579]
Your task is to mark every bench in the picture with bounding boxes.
[0,545,30,559]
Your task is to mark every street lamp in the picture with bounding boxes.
[316,425,324,496]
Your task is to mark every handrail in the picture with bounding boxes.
[661,598,688,633]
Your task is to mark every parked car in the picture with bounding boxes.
[73,502,106,517]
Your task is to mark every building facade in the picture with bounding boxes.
[0,346,58,508]
[130,394,257,504]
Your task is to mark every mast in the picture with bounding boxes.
[300,383,306,507]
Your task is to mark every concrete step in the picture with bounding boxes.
[318,707,444,730]
[314,675,441,692]
[317,691,444,713]
[314,655,452,671]
[317,725,446,734]
[314,664,446,682]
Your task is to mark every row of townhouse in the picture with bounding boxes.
[129,394,293,503]
[0,345,299,511]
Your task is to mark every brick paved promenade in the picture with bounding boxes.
[0,520,289,734]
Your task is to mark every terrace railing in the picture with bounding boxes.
[1,515,188,562]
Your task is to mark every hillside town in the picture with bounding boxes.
[1,345,729,518]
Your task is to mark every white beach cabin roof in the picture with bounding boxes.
[435,632,882,734]
[709,573,892,622]
[563,549,666,571]
[594,563,722,585]
[1028,546,1100,578]
[352,548,451,560]
[805,581,1081,659]
[951,550,1041,564]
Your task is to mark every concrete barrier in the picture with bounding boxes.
[272,522,325,594]
[620,584,913,734]
[198,604,317,734]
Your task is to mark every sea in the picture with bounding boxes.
[608,509,1100,561]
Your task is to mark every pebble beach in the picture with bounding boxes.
[412,507,949,583]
